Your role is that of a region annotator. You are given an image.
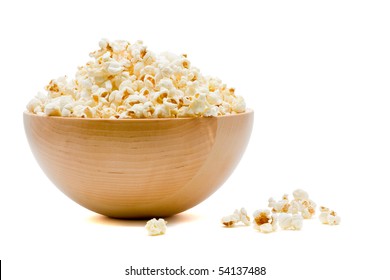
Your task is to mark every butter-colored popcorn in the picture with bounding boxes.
[44,103,61,116]
[27,39,247,118]
[221,207,250,227]
[221,215,240,227]
[299,199,316,219]
[253,209,278,233]
[327,213,341,225]
[145,218,167,236]
[270,194,290,213]
[319,206,341,225]
[291,189,317,219]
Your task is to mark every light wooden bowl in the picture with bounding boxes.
[24,110,254,218]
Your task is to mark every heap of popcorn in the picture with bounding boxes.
[26,39,246,119]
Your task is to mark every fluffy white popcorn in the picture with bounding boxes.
[328,214,341,225]
[44,103,61,116]
[235,208,251,226]
[288,200,300,214]
[268,197,276,208]
[253,209,278,233]
[270,194,290,213]
[258,223,274,233]
[278,213,292,230]
[26,39,247,118]
[319,206,341,225]
[26,98,43,114]
[145,218,167,236]
[278,213,303,230]
[291,189,317,219]
[221,215,240,227]
[291,214,303,230]
[293,189,309,201]
[268,189,316,219]
[221,207,250,227]
[299,199,316,219]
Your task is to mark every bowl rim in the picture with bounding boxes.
[23,108,253,121]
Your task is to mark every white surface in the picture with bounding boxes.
[1,0,390,279]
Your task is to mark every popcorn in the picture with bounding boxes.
[221,207,250,227]
[292,189,316,219]
[299,199,316,219]
[145,218,167,236]
[319,206,341,225]
[270,194,290,213]
[278,213,303,230]
[292,189,309,201]
[26,98,43,114]
[268,197,276,208]
[253,209,278,233]
[221,215,240,227]
[27,39,246,118]
[288,200,300,214]
[291,214,304,230]
[236,208,251,226]
[44,103,61,116]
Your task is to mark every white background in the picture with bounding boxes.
[1,0,389,279]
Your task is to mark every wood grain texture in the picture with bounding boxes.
[24,110,254,218]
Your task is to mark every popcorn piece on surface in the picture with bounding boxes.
[288,200,300,214]
[292,189,316,219]
[292,189,309,201]
[278,213,292,230]
[235,208,251,226]
[268,189,316,219]
[221,214,239,227]
[221,207,250,227]
[327,213,341,225]
[319,206,341,225]
[300,199,316,219]
[253,209,278,233]
[271,194,290,213]
[145,218,167,236]
[268,197,276,208]
[27,39,247,118]
[259,223,274,233]
[290,214,303,230]
[278,213,303,230]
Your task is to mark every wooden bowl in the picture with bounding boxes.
[24,110,254,218]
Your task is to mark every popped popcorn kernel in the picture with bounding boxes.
[299,199,316,219]
[288,200,300,214]
[253,209,277,233]
[319,206,341,225]
[278,213,303,230]
[221,216,239,227]
[270,194,290,213]
[145,218,167,236]
[235,208,251,226]
[27,39,247,118]
[221,207,250,227]
[292,189,309,201]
